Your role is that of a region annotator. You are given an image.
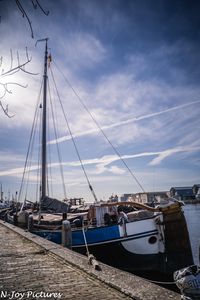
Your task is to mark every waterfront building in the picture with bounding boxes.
[127,191,169,205]
[170,186,195,201]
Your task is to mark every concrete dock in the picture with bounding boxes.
[0,220,180,299]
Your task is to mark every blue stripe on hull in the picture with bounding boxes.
[72,224,120,245]
[34,226,158,247]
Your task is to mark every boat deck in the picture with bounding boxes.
[0,220,180,300]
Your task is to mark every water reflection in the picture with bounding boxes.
[183,204,200,265]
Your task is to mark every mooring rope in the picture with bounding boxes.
[82,225,90,257]
[143,278,175,285]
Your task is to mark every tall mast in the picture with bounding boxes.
[0,183,3,201]
[41,38,48,200]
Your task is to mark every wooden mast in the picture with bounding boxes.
[41,38,48,201]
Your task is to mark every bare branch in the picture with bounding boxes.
[25,47,30,62]
[2,49,38,76]
[0,49,37,117]
[10,49,13,70]
[19,67,38,76]
[0,86,6,99]
[1,0,49,39]
[2,68,20,77]
[0,101,15,118]
[0,82,27,99]
[15,0,34,38]
[0,57,2,69]
[35,0,49,16]
[31,0,37,9]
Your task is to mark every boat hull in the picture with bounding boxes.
[75,239,166,273]
[33,217,171,273]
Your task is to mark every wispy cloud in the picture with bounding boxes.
[48,100,200,145]
[149,145,200,166]
[1,145,199,178]
[1,0,200,199]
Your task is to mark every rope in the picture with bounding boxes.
[143,278,175,285]
[49,66,98,203]
[82,225,90,257]
[53,60,145,193]
[24,101,40,200]
[19,80,43,211]
[47,78,67,199]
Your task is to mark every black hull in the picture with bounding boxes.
[73,232,193,275]
[73,241,167,273]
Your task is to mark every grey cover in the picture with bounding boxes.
[174,265,200,299]
[41,196,69,213]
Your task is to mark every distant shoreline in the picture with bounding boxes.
[184,199,200,204]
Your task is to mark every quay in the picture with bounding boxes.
[0,220,180,300]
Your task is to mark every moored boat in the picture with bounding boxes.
[7,39,194,275]
[30,199,193,274]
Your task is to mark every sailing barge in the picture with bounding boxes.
[7,39,194,275]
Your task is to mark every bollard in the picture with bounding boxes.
[62,212,67,220]
[28,215,33,232]
[88,254,101,271]
[62,220,72,249]
[13,214,18,225]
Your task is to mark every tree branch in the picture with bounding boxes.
[0,49,37,117]
[0,101,15,118]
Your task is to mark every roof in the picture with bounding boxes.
[193,184,200,188]
[170,187,193,191]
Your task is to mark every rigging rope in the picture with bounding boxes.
[47,78,67,199]
[49,66,98,203]
[19,80,43,211]
[53,61,145,193]
[24,99,42,201]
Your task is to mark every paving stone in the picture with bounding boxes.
[0,221,180,300]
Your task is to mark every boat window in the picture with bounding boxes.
[148,236,157,244]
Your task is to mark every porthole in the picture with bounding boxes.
[148,236,157,244]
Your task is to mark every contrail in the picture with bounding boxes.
[49,100,200,145]
[2,145,199,178]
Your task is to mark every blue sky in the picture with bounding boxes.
[0,0,200,202]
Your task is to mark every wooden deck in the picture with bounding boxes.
[0,220,180,300]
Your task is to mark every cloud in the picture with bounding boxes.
[48,99,200,145]
[1,0,200,201]
[149,145,200,166]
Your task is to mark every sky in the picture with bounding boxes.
[0,0,200,202]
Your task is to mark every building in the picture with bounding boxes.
[128,191,169,205]
[120,194,134,202]
[170,186,195,201]
[192,184,200,199]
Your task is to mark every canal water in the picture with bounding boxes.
[133,203,200,293]
[183,203,200,265]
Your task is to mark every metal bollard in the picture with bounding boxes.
[62,220,72,249]
[28,215,33,232]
